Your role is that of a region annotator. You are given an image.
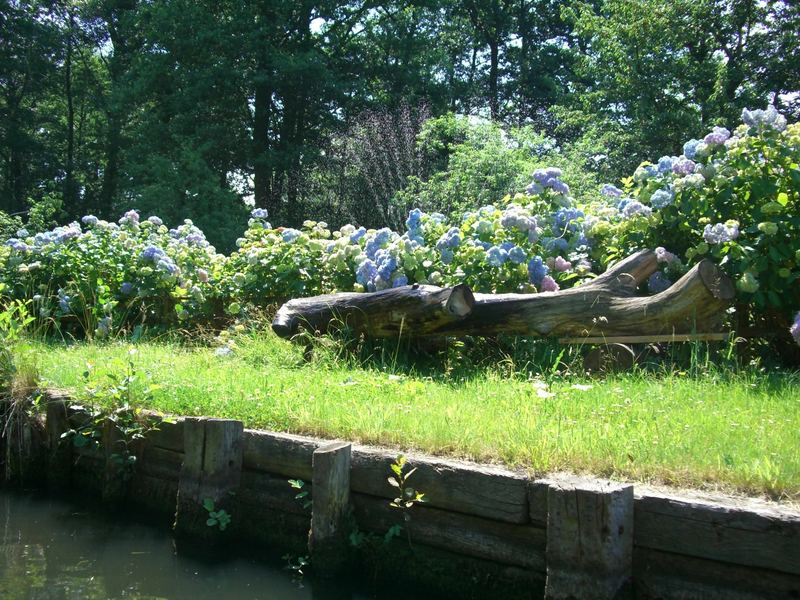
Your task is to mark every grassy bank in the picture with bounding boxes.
[18,333,800,501]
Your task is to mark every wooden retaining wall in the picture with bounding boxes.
[3,391,799,599]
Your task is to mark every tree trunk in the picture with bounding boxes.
[272,251,736,340]
[253,76,272,211]
[64,5,77,210]
[489,39,499,119]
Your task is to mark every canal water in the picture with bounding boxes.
[0,491,383,599]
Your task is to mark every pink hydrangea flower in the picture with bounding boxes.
[554,256,572,272]
[540,275,560,292]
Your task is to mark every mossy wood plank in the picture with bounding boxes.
[634,547,800,599]
[242,429,316,480]
[238,469,312,516]
[352,492,546,571]
[351,447,530,524]
[634,490,800,576]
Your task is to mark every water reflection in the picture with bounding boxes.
[0,491,366,600]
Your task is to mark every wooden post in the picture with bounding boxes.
[45,398,72,491]
[545,477,634,599]
[174,418,243,542]
[309,441,352,577]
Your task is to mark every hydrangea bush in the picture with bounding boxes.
[0,211,224,336]
[1,107,798,346]
[595,107,799,321]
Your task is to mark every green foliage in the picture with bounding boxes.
[0,214,224,336]
[0,211,23,242]
[0,301,35,394]
[203,498,232,531]
[394,114,600,217]
[60,349,163,470]
[288,478,311,510]
[604,121,800,313]
[388,455,426,514]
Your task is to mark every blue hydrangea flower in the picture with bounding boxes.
[82,215,98,226]
[553,208,584,233]
[672,158,696,175]
[683,139,702,160]
[120,282,134,295]
[57,289,71,313]
[355,259,378,287]
[703,222,739,244]
[499,241,515,252]
[392,275,409,288]
[648,272,673,294]
[405,208,423,231]
[791,312,800,346]
[601,184,623,198]
[365,228,393,259]
[281,229,301,243]
[622,201,652,219]
[156,257,180,277]
[440,248,454,264]
[508,246,527,265]
[657,156,674,173]
[527,256,549,285]
[141,246,166,261]
[650,188,675,209]
[703,126,730,145]
[542,237,569,253]
[486,246,508,267]
[148,216,163,227]
[742,106,787,132]
[350,226,366,243]
[529,167,569,195]
[436,227,461,250]
[251,208,269,219]
[375,248,397,280]
[5,238,30,253]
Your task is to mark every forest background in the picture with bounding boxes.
[2,0,799,251]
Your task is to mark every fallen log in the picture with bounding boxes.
[272,250,735,339]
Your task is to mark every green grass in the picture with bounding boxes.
[19,332,800,501]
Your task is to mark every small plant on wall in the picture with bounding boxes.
[203,498,232,531]
[61,348,165,475]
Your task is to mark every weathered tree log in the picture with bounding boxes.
[272,250,735,339]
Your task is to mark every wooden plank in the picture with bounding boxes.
[128,473,180,518]
[144,418,185,453]
[352,492,546,571]
[634,547,800,600]
[559,332,730,344]
[545,477,633,599]
[239,469,312,516]
[351,447,530,524]
[242,429,317,480]
[137,445,183,480]
[309,441,352,576]
[634,488,800,576]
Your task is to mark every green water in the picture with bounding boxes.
[0,491,373,600]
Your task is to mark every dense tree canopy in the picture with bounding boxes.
[1,0,798,250]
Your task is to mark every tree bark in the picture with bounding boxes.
[272,251,736,340]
